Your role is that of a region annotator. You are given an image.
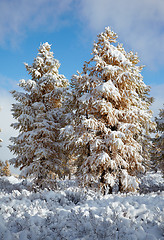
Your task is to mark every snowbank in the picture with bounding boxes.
[0,173,163,240]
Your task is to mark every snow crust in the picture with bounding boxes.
[0,172,164,240]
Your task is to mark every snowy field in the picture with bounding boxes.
[0,172,164,240]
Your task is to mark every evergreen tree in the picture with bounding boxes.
[0,131,2,147]
[2,160,11,176]
[0,160,4,176]
[0,159,10,177]
[0,108,3,174]
[59,89,75,179]
[0,107,2,147]
[64,27,155,193]
[9,42,68,188]
[152,105,164,175]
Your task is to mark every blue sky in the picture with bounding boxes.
[0,0,164,173]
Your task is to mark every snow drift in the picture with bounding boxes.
[0,173,164,240]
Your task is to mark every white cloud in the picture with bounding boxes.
[1,0,164,69]
[78,0,164,69]
[0,89,19,174]
[0,0,73,47]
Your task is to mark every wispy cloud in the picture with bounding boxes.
[0,0,73,47]
[1,0,164,69]
[78,0,164,69]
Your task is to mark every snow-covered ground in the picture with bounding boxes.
[0,172,164,240]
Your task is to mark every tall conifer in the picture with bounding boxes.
[65,27,155,192]
[152,105,164,175]
[0,107,2,147]
[9,43,68,188]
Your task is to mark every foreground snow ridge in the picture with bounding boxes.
[0,175,164,240]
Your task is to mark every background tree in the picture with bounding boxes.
[151,105,164,175]
[0,107,2,147]
[64,27,155,193]
[9,42,68,188]
[0,130,2,147]
[0,160,4,176]
[59,89,76,179]
[0,107,3,176]
[2,160,11,176]
[0,160,11,177]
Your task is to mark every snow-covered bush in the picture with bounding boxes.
[9,43,69,189]
[140,171,164,193]
[63,27,155,193]
[0,174,163,240]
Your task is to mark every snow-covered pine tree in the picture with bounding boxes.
[0,107,2,147]
[0,130,2,147]
[9,42,69,188]
[0,123,4,176]
[66,27,155,193]
[0,160,4,176]
[59,87,77,179]
[2,160,11,176]
[152,105,164,175]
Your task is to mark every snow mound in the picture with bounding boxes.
[0,173,164,240]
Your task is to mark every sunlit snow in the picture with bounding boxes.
[0,172,163,240]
